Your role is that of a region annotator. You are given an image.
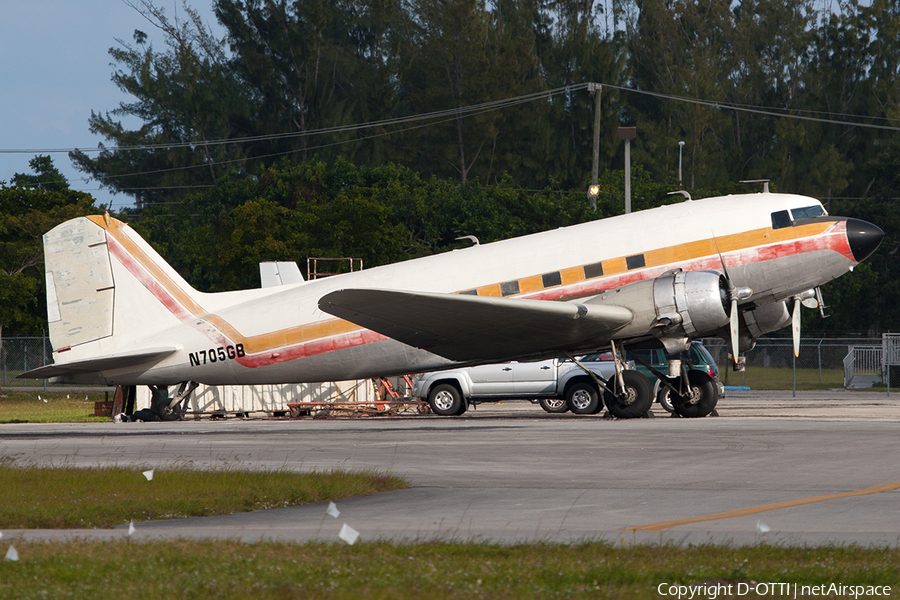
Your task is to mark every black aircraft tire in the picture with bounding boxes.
[605,371,653,418]
[428,383,464,416]
[671,370,718,418]
[539,397,569,413]
[566,382,602,415]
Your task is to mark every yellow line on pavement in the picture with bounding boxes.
[627,481,900,531]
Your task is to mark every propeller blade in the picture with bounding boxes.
[714,234,744,364]
[730,298,740,363]
[792,298,801,357]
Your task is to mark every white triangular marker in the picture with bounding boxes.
[338,523,359,545]
[5,546,18,561]
[326,502,340,519]
[756,520,770,534]
[142,470,154,481]
[128,520,136,535]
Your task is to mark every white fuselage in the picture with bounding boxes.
[47,193,859,385]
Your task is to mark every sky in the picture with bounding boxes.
[0,0,223,210]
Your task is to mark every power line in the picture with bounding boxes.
[0,85,587,156]
[605,84,900,131]
[8,82,900,195]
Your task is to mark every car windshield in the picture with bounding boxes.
[578,353,613,362]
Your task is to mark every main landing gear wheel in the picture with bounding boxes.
[670,370,718,418]
[604,370,653,418]
[427,383,466,416]
[566,382,602,415]
[539,397,569,413]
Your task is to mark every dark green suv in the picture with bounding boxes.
[626,342,724,413]
[580,341,723,413]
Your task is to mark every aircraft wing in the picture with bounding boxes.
[18,347,179,379]
[318,289,633,362]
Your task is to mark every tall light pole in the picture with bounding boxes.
[678,141,685,183]
[588,83,602,211]
[618,127,636,214]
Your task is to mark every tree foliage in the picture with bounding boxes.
[46,0,900,335]
[134,157,597,291]
[0,157,99,337]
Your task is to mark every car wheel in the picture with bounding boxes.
[671,370,718,418]
[427,383,464,416]
[605,370,653,418]
[566,382,601,415]
[539,397,569,413]
[656,381,676,413]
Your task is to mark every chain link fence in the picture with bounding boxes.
[1,336,885,391]
[699,337,881,390]
[1,337,53,388]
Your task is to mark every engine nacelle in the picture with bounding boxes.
[585,270,729,353]
[718,301,792,353]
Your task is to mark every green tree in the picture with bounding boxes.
[70,1,248,206]
[626,0,736,188]
[535,0,628,189]
[136,158,598,292]
[393,0,545,184]
[213,0,399,165]
[0,157,98,384]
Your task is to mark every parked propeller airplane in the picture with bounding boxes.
[21,190,882,418]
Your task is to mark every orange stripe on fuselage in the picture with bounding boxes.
[94,217,371,359]
[90,216,848,366]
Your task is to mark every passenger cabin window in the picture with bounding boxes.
[790,205,826,221]
[626,254,646,270]
[500,280,520,297]
[771,210,791,229]
[542,271,562,288]
[584,262,604,279]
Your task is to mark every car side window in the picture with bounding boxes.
[629,349,654,365]
[690,346,703,364]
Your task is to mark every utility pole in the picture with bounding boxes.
[588,83,602,211]
[618,127,636,214]
[678,141,685,183]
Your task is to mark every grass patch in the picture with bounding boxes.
[0,540,897,599]
[0,390,111,423]
[721,367,847,390]
[0,466,408,528]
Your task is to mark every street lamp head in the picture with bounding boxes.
[678,141,685,148]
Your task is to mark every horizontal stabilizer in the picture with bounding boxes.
[18,347,179,379]
[319,289,633,362]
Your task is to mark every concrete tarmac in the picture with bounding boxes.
[3,389,900,546]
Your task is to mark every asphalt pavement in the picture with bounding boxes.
[2,389,900,546]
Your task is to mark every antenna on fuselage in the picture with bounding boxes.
[740,179,770,193]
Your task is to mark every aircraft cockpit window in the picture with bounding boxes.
[790,205,826,220]
[771,210,791,229]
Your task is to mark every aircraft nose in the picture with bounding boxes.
[847,218,884,263]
